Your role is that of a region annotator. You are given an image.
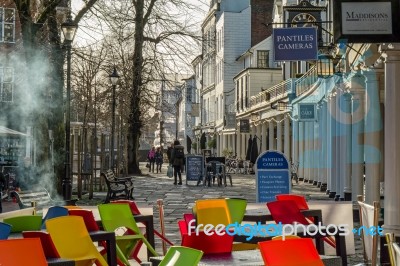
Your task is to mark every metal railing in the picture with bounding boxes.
[295,65,318,97]
[250,79,292,108]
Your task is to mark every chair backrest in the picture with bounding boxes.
[98,203,141,235]
[266,200,309,225]
[258,238,324,266]
[0,222,12,240]
[393,242,400,266]
[357,196,380,266]
[225,198,247,223]
[68,209,100,232]
[110,199,141,215]
[178,220,234,254]
[42,206,69,229]
[195,199,231,227]
[275,194,309,210]
[159,246,203,266]
[3,215,43,233]
[45,216,108,266]
[0,238,48,266]
[23,231,60,258]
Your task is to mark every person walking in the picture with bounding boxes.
[155,147,163,173]
[170,140,184,185]
[147,146,156,173]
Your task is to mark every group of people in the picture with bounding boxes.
[147,140,185,185]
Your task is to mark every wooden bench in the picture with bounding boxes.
[101,170,134,203]
[10,189,76,210]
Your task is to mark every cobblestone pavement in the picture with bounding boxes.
[1,162,367,265]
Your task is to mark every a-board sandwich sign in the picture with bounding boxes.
[255,150,291,203]
[185,155,204,184]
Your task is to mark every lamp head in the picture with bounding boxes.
[110,67,120,85]
[61,15,78,42]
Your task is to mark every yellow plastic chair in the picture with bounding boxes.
[0,238,48,266]
[46,216,108,266]
[158,246,203,266]
[3,215,42,233]
[98,203,158,264]
[195,199,231,227]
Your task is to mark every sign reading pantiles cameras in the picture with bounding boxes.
[273,27,318,61]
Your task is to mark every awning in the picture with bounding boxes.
[0,126,29,137]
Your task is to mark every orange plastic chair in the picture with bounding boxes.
[46,216,108,266]
[266,200,336,248]
[195,199,232,226]
[258,238,324,266]
[23,231,61,259]
[0,238,48,266]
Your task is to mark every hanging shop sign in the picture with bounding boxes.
[333,0,400,43]
[273,27,318,61]
[239,119,250,133]
[298,103,317,121]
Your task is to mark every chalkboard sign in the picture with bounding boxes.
[255,150,290,203]
[186,155,204,183]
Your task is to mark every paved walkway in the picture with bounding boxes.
[1,162,366,265]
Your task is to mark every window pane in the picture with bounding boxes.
[257,51,269,68]
[5,9,15,22]
[4,24,14,42]
[2,83,13,102]
[3,68,13,82]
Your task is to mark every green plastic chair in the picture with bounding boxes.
[97,203,158,264]
[225,198,247,223]
[158,246,203,266]
[3,215,42,233]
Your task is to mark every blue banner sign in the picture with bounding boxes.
[298,103,316,121]
[255,150,290,203]
[186,155,204,182]
[273,27,318,61]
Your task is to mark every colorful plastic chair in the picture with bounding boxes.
[0,222,12,240]
[46,216,108,266]
[195,199,231,226]
[158,246,203,266]
[98,203,158,264]
[110,200,174,261]
[178,219,234,254]
[275,194,314,222]
[23,231,60,259]
[41,206,69,229]
[3,215,42,233]
[266,200,336,248]
[225,198,247,223]
[0,238,48,266]
[258,238,324,266]
[68,209,128,266]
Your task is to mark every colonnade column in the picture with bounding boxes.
[328,94,337,198]
[319,102,328,190]
[284,115,291,160]
[298,121,304,181]
[341,92,353,200]
[261,122,267,152]
[269,121,275,150]
[364,70,383,204]
[276,116,282,152]
[350,76,366,202]
[381,44,400,234]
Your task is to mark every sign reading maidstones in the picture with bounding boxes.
[255,150,290,203]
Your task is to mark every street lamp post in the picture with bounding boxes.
[61,14,78,201]
[109,67,119,171]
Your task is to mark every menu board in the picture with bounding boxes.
[186,155,204,182]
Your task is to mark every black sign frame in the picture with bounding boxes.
[185,155,204,183]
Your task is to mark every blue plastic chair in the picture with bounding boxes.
[0,222,12,240]
[41,206,69,229]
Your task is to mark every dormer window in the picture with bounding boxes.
[0,8,15,43]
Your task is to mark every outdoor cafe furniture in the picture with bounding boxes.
[46,216,108,266]
[158,246,203,266]
[0,238,48,266]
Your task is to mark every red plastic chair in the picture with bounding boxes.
[0,238,48,266]
[266,200,336,248]
[258,238,324,266]
[178,220,234,254]
[22,231,60,259]
[275,194,314,222]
